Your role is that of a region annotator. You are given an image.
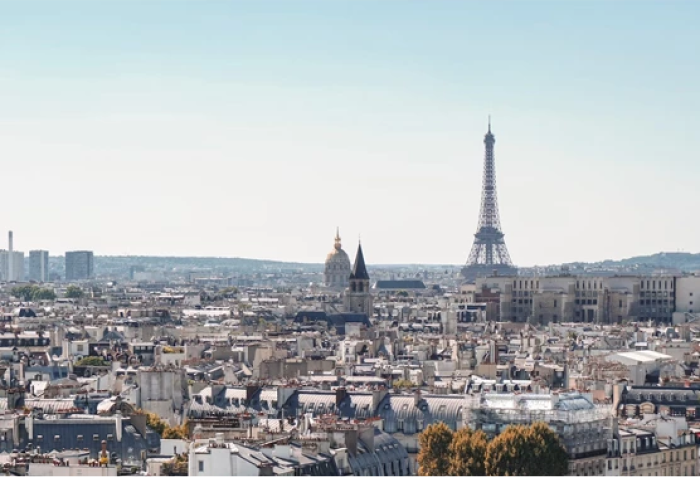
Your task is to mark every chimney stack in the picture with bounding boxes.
[8,231,13,281]
[335,387,348,407]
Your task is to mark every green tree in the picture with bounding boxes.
[12,285,38,301]
[448,428,488,476]
[417,422,454,476]
[65,285,84,299]
[75,356,108,367]
[485,422,568,476]
[32,288,56,301]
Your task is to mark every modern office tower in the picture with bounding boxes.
[65,251,94,281]
[29,250,50,282]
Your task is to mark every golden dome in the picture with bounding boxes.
[325,228,351,265]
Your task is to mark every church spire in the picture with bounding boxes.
[350,243,370,280]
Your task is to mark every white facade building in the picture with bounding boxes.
[0,250,25,282]
[28,250,49,282]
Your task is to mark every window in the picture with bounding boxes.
[198,461,204,472]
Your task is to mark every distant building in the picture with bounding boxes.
[29,250,49,282]
[65,251,94,280]
[0,249,24,281]
[477,274,675,324]
[372,279,426,293]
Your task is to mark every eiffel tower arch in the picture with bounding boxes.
[461,119,517,282]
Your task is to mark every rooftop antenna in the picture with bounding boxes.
[488,115,492,133]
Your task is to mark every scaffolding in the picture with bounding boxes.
[466,393,611,423]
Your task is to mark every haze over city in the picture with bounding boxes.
[2,0,699,266]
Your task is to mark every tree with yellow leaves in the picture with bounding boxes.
[417,421,453,476]
[485,422,568,476]
[448,427,488,476]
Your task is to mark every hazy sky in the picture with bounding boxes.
[1,1,699,266]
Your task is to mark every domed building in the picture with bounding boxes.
[324,228,351,289]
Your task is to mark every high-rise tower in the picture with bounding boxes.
[461,119,517,281]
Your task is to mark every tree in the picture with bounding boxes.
[417,422,453,476]
[163,422,189,440]
[485,422,569,476]
[65,285,84,299]
[11,285,37,301]
[32,288,56,301]
[75,356,108,367]
[392,379,414,390]
[448,428,488,476]
[137,410,168,437]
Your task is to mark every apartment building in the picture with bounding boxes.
[0,250,25,282]
[476,274,677,324]
[29,250,49,282]
[65,250,94,281]
[607,418,698,476]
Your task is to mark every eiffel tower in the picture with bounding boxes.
[461,119,517,281]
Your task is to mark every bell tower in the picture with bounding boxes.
[344,242,373,316]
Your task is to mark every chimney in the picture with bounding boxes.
[414,389,422,406]
[335,387,348,407]
[246,383,260,403]
[8,231,13,281]
[258,463,274,477]
[371,389,388,413]
[612,379,627,414]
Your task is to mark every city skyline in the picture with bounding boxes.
[2,1,699,266]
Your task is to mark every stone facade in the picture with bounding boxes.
[477,274,676,324]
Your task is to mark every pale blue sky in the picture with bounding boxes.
[1,1,698,266]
